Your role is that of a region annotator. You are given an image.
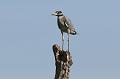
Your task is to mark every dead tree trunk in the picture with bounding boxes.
[52,44,73,79]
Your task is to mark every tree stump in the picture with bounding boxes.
[52,44,73,79]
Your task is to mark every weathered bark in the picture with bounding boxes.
[52,44,73,79]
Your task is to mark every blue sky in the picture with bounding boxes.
[0,0,120,79]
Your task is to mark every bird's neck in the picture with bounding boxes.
[57,16,60,23]
[57,14,63,17]
[57,16,60,20]
[57,15,63,19]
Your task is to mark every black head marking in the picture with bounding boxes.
[55,11,63,16]
[55,11,62,14]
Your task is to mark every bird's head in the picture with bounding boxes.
[52,10,63,16]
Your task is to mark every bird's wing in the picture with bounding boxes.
[59,15,77,35]
[59,16,71,28]
[64,16,72,27]
[64,16,75,31]
[59,16,76,30]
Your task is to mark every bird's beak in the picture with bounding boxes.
[52,13,54,15]
[52,13,56,16]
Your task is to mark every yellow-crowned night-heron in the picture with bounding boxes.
[52,11,77,52]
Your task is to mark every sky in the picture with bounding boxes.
[0,0,120,79]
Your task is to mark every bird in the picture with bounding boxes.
[52,10,77,52]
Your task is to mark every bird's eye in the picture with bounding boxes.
[55,11,62,14]
[59,11,62,13]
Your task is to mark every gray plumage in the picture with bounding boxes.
[52,11,77,35]
[52,10,77,52]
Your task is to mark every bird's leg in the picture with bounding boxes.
[61,31,64,52]
[67,30,70,52]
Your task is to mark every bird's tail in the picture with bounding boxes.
[70,30,77,35]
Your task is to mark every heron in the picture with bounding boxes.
[52,10,77,52]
